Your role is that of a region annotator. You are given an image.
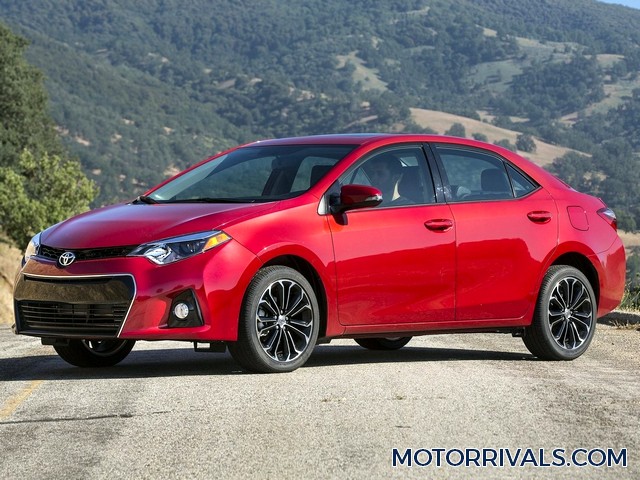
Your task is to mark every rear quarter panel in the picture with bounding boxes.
[545,188,626,316]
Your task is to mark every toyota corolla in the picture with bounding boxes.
[13,134,626,372]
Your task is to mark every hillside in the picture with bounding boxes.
[409,108,585,167]
[0,0,639,231]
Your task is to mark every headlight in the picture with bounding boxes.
[129,231,231,265]
[23,232,42,265]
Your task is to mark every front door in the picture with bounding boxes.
[327,145,456,326]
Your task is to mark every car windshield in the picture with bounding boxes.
[148,144,355,203]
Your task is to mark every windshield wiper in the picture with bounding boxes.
[134,195,159,204]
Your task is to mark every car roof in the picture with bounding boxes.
[248,133,450,146]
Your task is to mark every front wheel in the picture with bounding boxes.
[228,266,320,373]
[355,337,412,350]
[523,265,596,360]
[53,339,136,367]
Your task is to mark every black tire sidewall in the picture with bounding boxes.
[233,266,320,373]
[54,339,135,367]
[531,266,597,360]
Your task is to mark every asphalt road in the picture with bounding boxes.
[0,323,638,479]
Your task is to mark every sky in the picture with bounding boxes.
[599,0,640,8]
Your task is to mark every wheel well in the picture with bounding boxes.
[262,255,328,337]
[551,253,600,304]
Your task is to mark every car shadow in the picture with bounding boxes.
[0,343,535,381]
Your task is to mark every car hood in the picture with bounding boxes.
[41,202,276,249]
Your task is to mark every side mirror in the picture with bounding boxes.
[330,184,382,214]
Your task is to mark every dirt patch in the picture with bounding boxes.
[0,238,21,325]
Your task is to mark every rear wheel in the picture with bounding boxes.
[53,339,135,367]
[354,337,412,350]
[228,266,320,373]
[523,265,596,360]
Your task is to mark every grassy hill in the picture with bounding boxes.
[409,108,585,166]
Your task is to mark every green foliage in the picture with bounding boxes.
[492,56,605,119]
[516,134,536,153]
[0,0,639,233]
[472,133,489,142]
[550,141,640,231]
[494,139,517,151]
[0,24,97,247]
[573,89,640,150]
[0,23,62,167]
[466,0,640,53]
[445,123,466,138]
[0,0,527,204]
[549,152,595,193]
[0,150,97,248]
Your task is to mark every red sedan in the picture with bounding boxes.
[13,134,626,372]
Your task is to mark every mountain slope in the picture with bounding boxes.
[0,0,638,228]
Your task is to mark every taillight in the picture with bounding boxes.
[597,207,617,231]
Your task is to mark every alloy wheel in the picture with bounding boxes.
[547,276,594,350]
[255,279,314,363]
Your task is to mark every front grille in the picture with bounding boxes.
[18,301,129,337]
[14,275,135,338]
[39,245,135,262]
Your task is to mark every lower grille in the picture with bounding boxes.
[18,301,128,337]
[14,275,135,338]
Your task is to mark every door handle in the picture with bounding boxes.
[527,211,552,224]
[424,219,454,232]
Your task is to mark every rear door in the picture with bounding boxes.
[432,144,558,321]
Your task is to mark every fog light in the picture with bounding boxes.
[166,290,204,328]
[173,302,190,320]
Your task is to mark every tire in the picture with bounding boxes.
[53,339,136,367]
[228,266,320,373]
[523,265,596,360]
[354,337,412,350]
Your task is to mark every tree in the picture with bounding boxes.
[0,23,97,247]
[472,132,488,142]
[445,123,466,138]
[0,23,62,167]
[516,133,536,153]
[0,150,97,247]
[494,139,517,151]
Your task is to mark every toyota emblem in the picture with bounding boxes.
[58,251,76,267]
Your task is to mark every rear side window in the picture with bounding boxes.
[506,164,537,198]
[435,146,537,202]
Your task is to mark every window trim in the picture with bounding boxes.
[430,144,540,204]
[320,143,440,214]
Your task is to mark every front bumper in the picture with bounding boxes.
[13,240,260,341]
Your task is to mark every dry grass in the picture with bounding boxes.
[619,230,640,251]
[0,237,21,325]
[410,108,588,166]
[601,310,640,330]
[336,51,388,92]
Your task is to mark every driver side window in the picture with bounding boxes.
[339,146,435,207]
